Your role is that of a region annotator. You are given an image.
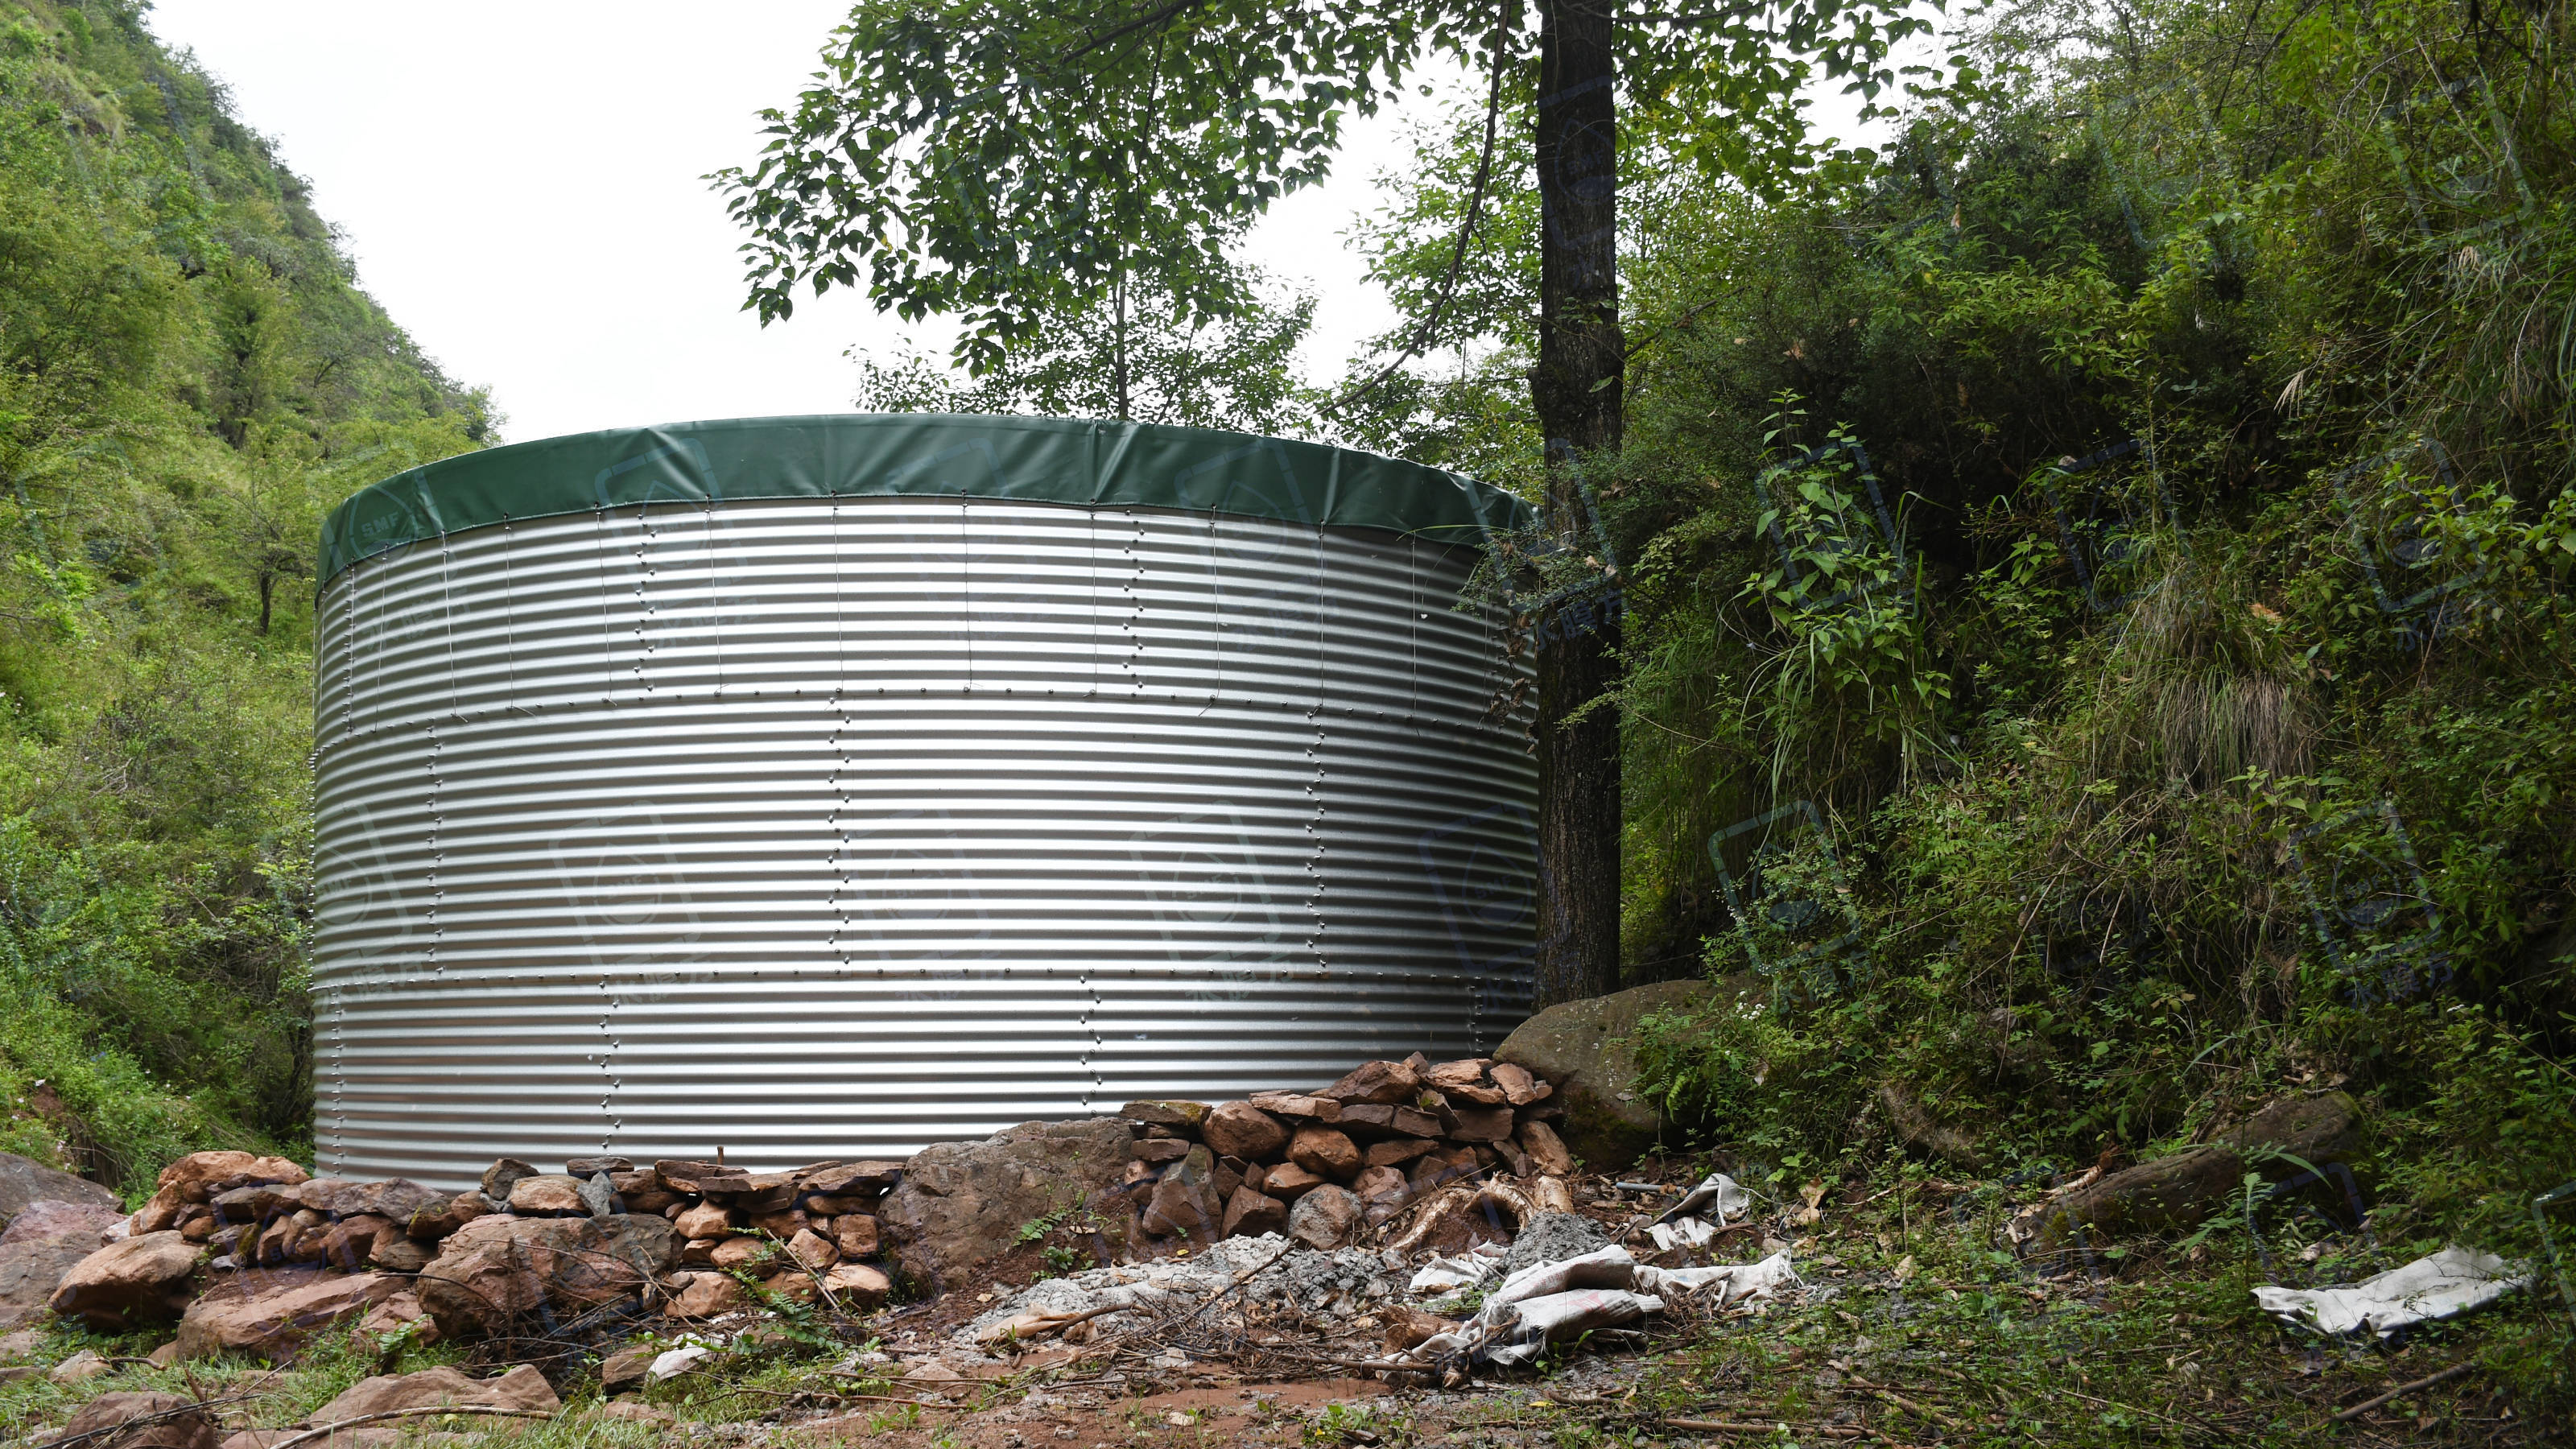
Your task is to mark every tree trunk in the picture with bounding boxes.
[258,570,274,635]
[1529,0,1623,1007]
[1111,272,1132,419]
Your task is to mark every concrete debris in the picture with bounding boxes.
[1503,1212,1608,1276]
[957,1233,1393,1348]
[2253,1245,2530,1337]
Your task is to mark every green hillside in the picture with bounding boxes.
[0,0,487,1190]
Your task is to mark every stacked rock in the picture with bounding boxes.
[1119,1055,1573,1252]
[126,1150,445,1277]
[630,1157,898,1316]
[56,1148,904,1344]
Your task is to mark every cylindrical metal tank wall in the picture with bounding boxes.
[311,416,1538,1185]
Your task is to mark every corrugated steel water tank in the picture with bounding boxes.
[310,415,1541,1184]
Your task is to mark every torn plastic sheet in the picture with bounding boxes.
[650,1337,718,1381]
[1655,1171,1751,1227]
[1483,1245,1645,1313]
[1389,1245,1802,1376]
[1467,1289,1667,1366]
[1637,1250,1802,1305]
[1408,1241,1509,1294]
[1648,1217,1719,1250]
[2253,1245,2530,1337]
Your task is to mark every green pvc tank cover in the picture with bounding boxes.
[318,414,1533,586]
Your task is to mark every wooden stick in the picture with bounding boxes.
[1865,1386,1971,1433]
[814,1393,975,1410]
[2330,1362,2474,1424]
[262,1405,552,1449]
[1665,1418,1860,1437]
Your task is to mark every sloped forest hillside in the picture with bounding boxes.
[1315,0,2576,1363]
[1449,0,2576,1317]
[0,1,488,1187]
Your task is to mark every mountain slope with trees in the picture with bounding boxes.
[0,0,488,1191]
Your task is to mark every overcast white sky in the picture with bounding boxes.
[142,4,1904,448]
[143,2,1423,444]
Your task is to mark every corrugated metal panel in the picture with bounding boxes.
[312,495,1538,1185]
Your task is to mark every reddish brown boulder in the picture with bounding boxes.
[294,1179,444,1224]
[43,1390,217,1449]
[832,1215,880,1259]
[1220,1187,1286,1238]
[506,1174,590,1216]
[132,1153,307,1236]
[171,1269,398,1360]
[822,1262,892,1307]
[786,1228,839,1271]
[1318,1060,1420,1105]
[1286,1185,1361,1249]
[1200,1102,1289,1161]
[798,1160,903,1195]
[312,1215,394,1272]
[1363,1137,1439,1168]
[0,1199,123,1331]
[1141,1147,1221,1241]
[672,1201,735,1240]
[730,1174,796,1213]
[747,1208,809,1239]
[415,1213,674,1340]
[877,1118,1133,1289]
[651,1159,729,1194]
[1340,1103,1443,1137]
[1491,1062,1543,1105]
[253,1210,325,1267]
[405,1191,494,1242]
[311,1364,558,1422]
[709,1236,773,1272]
[1517,1121,1575,1175]
[357,1291,436,1346]
[49,1232,200,1330]
[1426,1059,1508,1106]
[1449,1106,1517,1142]
[156,1153,307,1203]
[1352,1166,1411,1227]
[1261,1163,1326,1200]
[1247,1092,1340,1122]
[0,1153,120,1224]
[1121,1100,1212,1130]
[1286,1127,1361,1179]
[1407,1145,1481,1195]
[663,1270,749,1318]
[479,1158,539,1201]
